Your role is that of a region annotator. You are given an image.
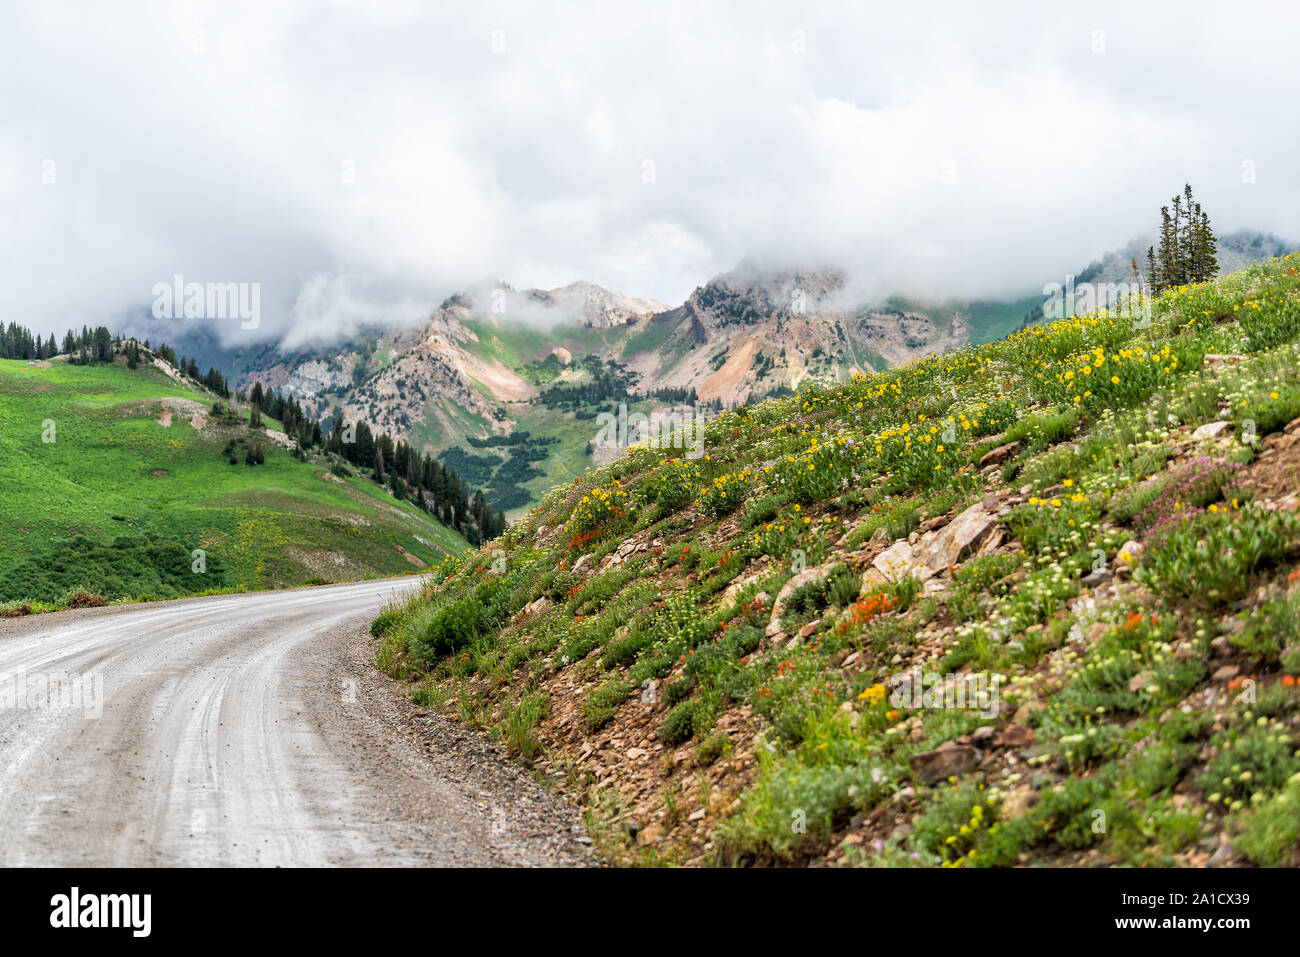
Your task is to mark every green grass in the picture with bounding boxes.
[0,357,467,604]
[375,253,1300,867]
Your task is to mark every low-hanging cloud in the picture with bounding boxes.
[1,0,1296,348]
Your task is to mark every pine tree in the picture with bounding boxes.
[1195,206,1218,280]
[1150,185,1217,293]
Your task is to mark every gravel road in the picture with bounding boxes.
[0,578,591,867]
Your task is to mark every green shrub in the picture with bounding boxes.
[662,677,694,706]
[695,732,732,766]
[409,575,516,666]
[1004,406,1079,451]
[1137,507,1300,610]
[638,457,703,512]
[659,699,702,745]
[1233,774,1300,865]
[1199,719,1300,804]
[500,692,550,761]
[582,680,630,731]
[370,608,402,636]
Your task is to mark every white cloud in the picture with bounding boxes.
[0,0,1296,346]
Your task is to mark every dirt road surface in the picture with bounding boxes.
[0,578,589,867]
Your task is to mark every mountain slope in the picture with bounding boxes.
[0,354,466,606]
[374,253,1300,867]
[616,262,968,406]
[224,231,1296,518]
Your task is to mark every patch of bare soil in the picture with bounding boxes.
[438,646,762,865]
[396,545,428,568]
[697,334,760,403]
[284,546,364,580]
[1240,416,1300,508]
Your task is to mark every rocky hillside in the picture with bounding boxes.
[621,261,967,406]
[373,253,1300,867]
[521,281,667,329]
[231,232,1296,516]
[234,272,972,511]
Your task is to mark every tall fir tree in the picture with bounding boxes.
[1149,184,1217,293]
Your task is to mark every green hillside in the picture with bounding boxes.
[0,356,466,607]
[375,253,1300,867]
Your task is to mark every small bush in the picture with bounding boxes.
[659,699,702,745]
[583,680,630,731]
[370,608,402,636]
[695,732,732,766]
[500,692,550,761]
[64,589,108,609]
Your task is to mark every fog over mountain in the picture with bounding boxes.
[2,1,1298,347]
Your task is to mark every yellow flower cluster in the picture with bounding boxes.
[696,467,755,518]
[566,479,631,536]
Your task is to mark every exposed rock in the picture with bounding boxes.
[908,741,980,783]
[872,541,932,583]
[1191,420,1232,441]
[1128,670,1155,693]
[976,525,1007,556]
[1116,540,1143,568]
[919,514,952,533]
[1207,840,1241,867]
[1081,567,1113,589]
[1013,699,1045,724]
[861,567,889,588]
[1203,353,1244,369]
[1211,664,1240,683]
[765,562,839,636]
[1002,788,1036,819]
[995,725,1036,749]
[917,501,1000,573]
[720,572,763,607]
[978,441,1023,468]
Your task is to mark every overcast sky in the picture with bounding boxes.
[1,0,1297,346]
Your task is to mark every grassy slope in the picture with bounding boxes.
[450,319,663,519]
[0,357,466,605]
[376,253,1300,868]
[451,299,1038,517]
[886,293,1043,346]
